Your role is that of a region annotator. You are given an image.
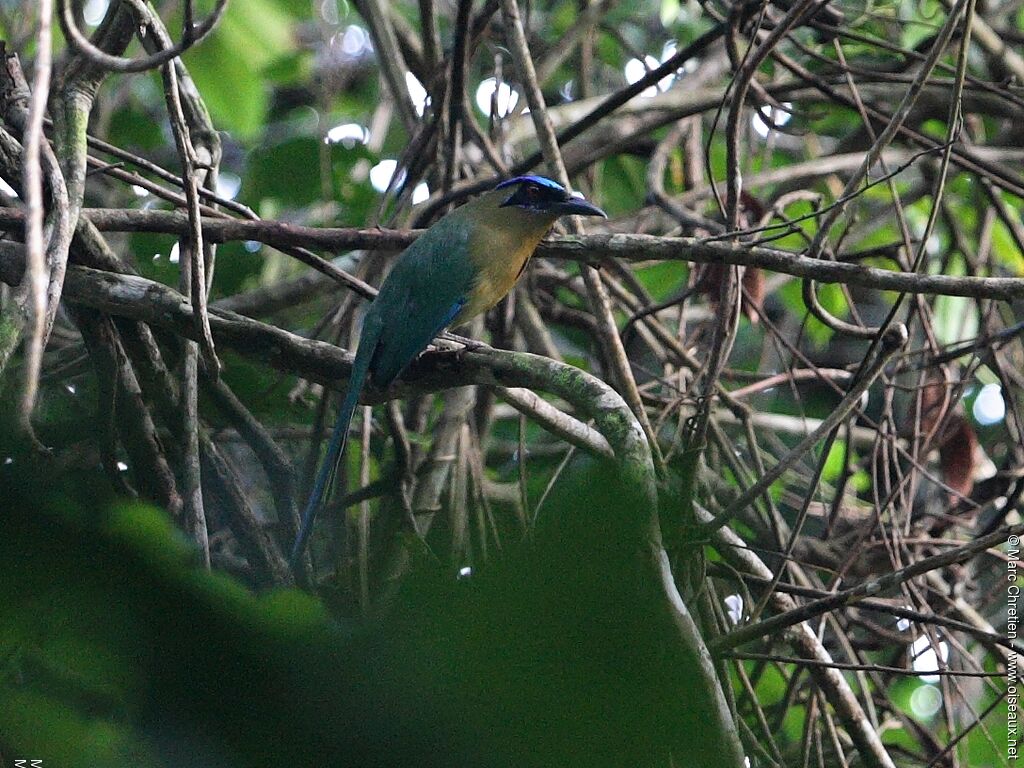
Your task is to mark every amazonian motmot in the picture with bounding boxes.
[291,176,606,565]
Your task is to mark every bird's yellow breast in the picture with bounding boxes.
[456,209,555,323]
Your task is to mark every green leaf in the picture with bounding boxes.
[248,134,324,206]
[635,262,688,302]
[599,155,646,216]
[934,293,979,347]
[991,198,1024,274]
[182,0,296,138]
[107,103,165,152]
[822,438,847,483]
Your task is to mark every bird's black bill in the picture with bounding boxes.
[554,198,607,218]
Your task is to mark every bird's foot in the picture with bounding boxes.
[441,337,488,368]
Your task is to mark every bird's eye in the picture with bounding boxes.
[525,185,540,199]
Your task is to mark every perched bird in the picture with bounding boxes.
[291,176,606,565]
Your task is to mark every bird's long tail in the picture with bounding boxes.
[290,345,373,568]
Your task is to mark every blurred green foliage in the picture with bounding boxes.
[0,451,730,768]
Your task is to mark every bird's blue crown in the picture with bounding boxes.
[494,175,566,193]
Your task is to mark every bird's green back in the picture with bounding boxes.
[364,211,479,387]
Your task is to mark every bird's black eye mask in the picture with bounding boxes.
[493,175,606,219]
[499,182,568,211]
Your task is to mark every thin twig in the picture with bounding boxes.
[18,0,54,430]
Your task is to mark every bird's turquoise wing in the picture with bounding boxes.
[367,216,477,387]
